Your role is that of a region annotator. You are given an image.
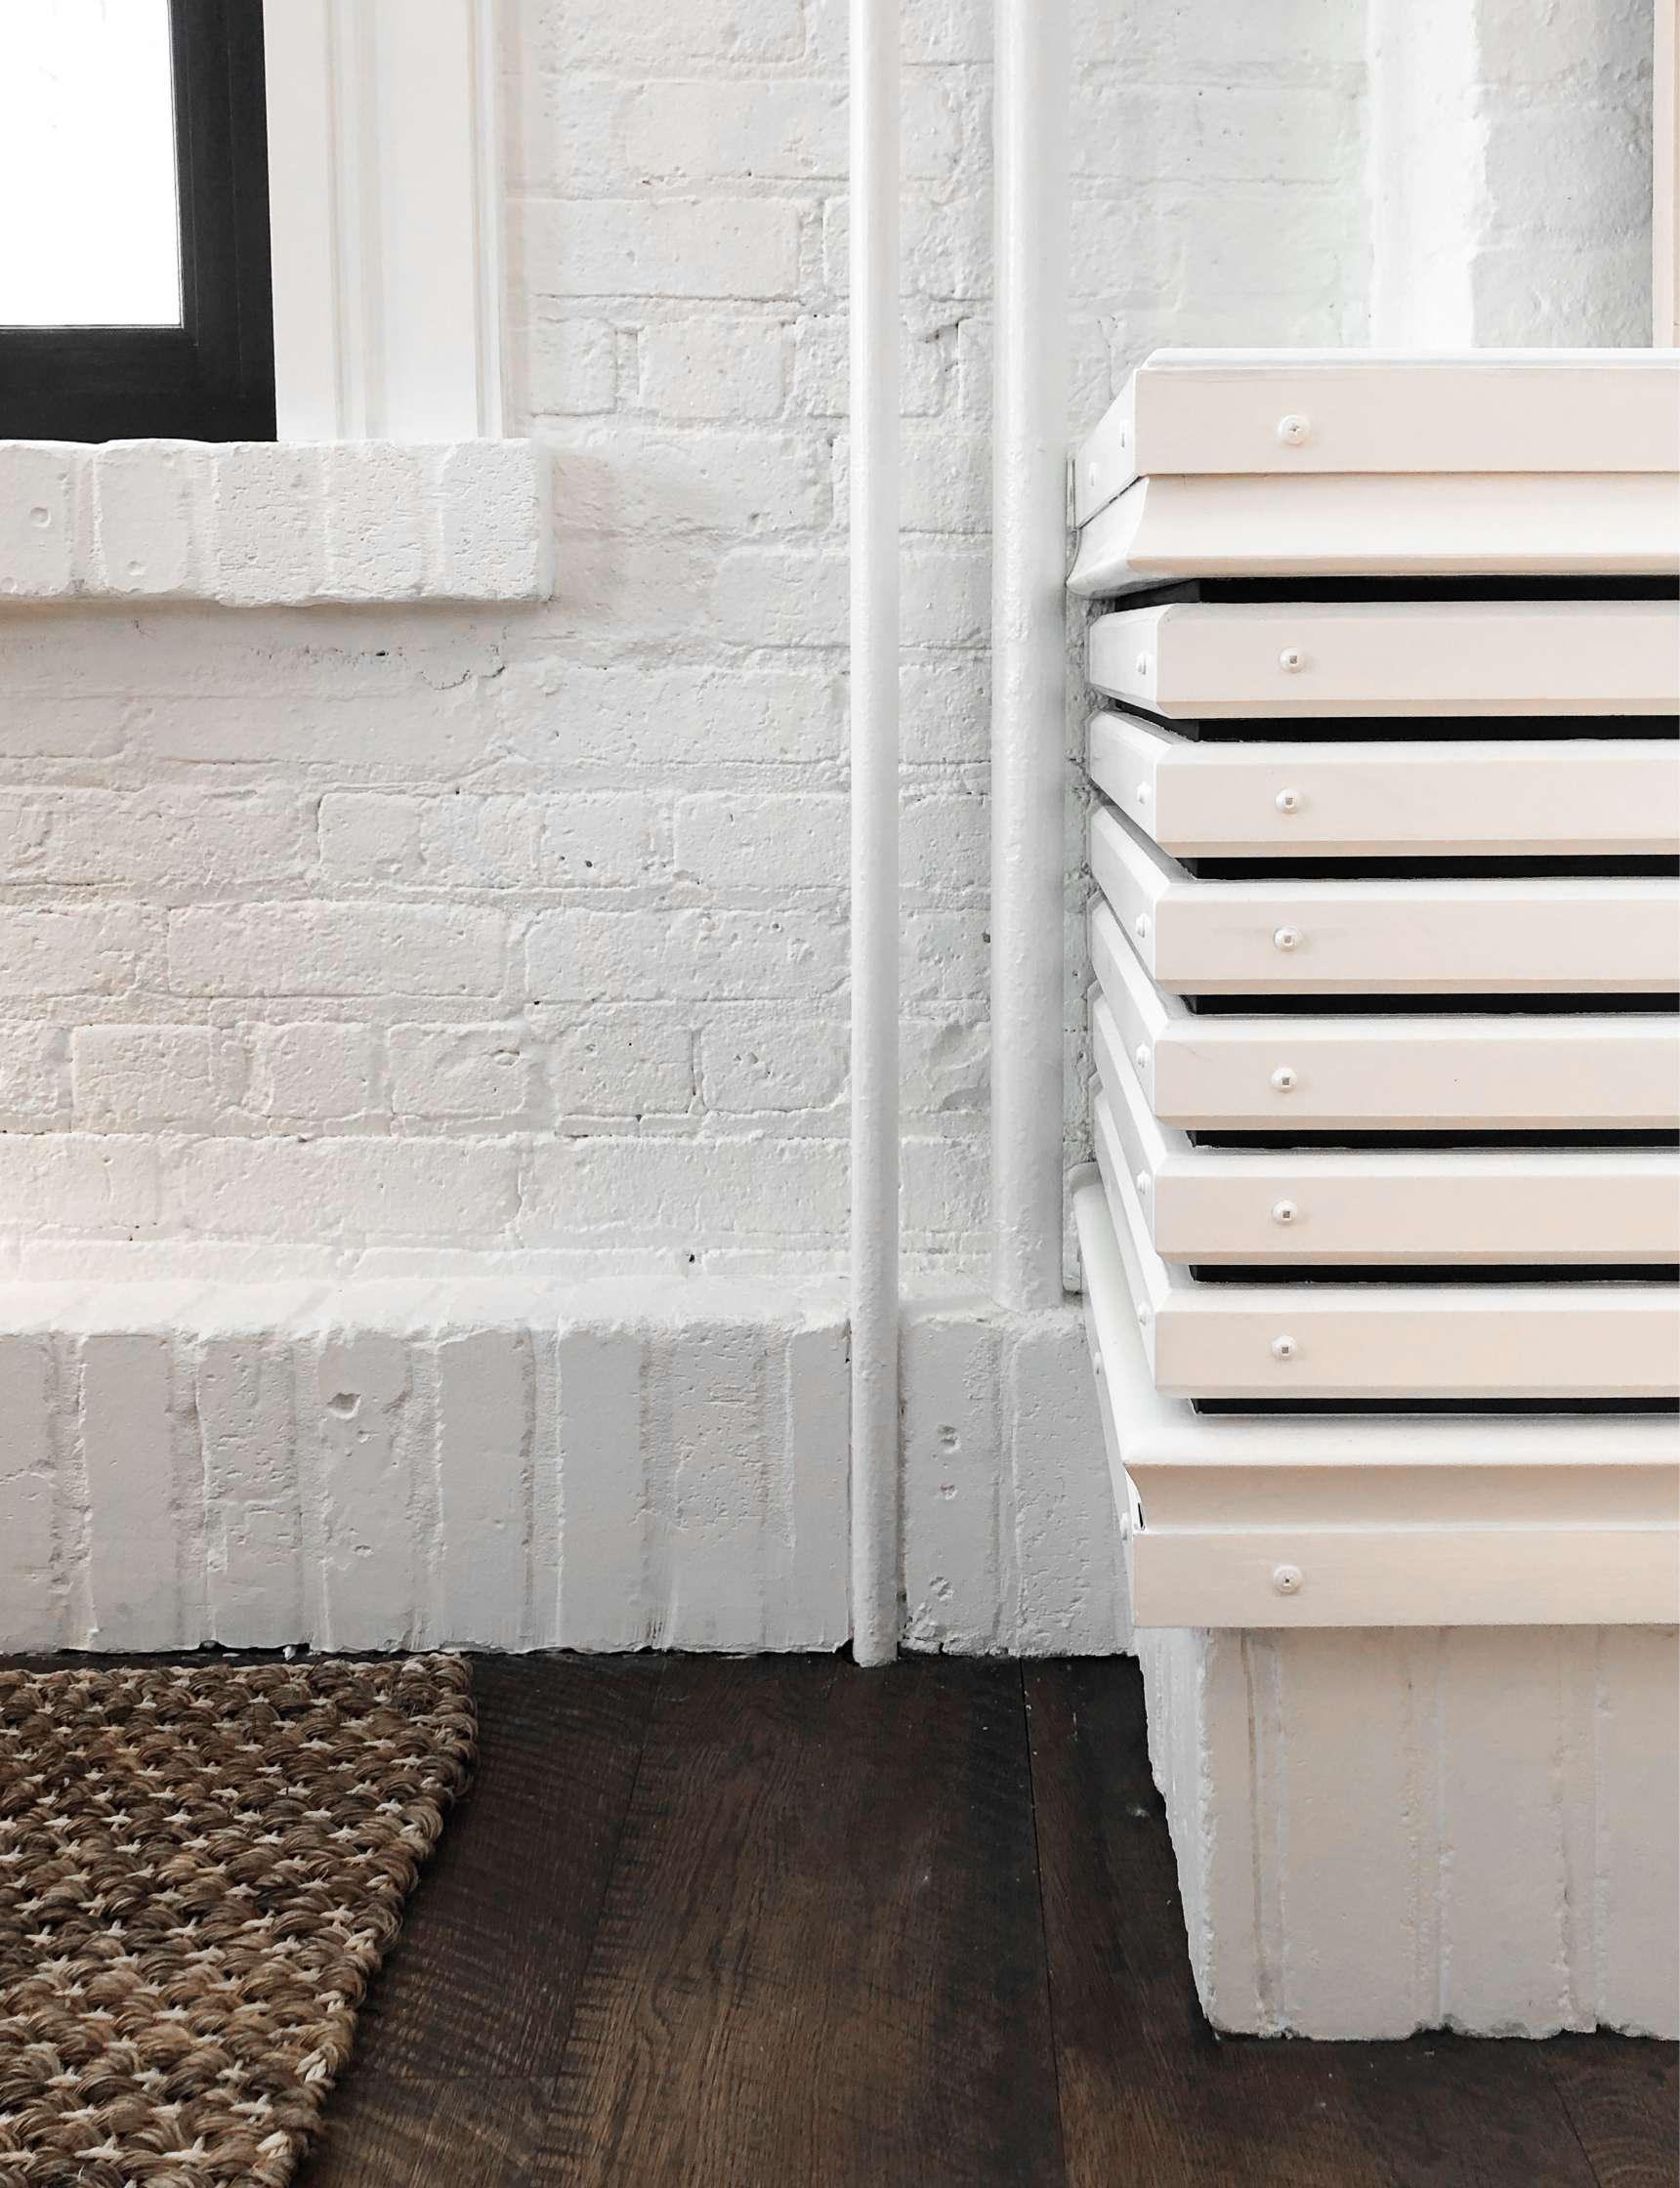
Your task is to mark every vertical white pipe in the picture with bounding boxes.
[991,0,1071,1312]
[849,0,901,1664]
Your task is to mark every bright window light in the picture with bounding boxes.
[0,0,182,327]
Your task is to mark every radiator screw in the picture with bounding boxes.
[1271,1334,1298,1362]
[1272,1564,1304,1595]
[1087,459,1100,489]
[1135,1171,1149,1197]
[1273,925,1301,951]
[1134,914,1151,941]
[1135,783,1150,806]
[1279,647,1305,672]
[1275,788,1300,814]
[1272,1199,1298,1225]
[1135,1045,1150,1073]
[1135,652,1151,679]
[1276,414,1310,446]
[1137,1302,1151,1325]
[1270,1065,1297,1091]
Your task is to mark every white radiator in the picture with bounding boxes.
[1070,348,1680,1628]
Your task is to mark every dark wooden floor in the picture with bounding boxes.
[296,1656,1677,2188]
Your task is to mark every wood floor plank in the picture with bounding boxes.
[1540,2034,1680,2187]
[298,2074,555,2188]
[1026,1659,1605,2188]
[533,1655,1066,2188]
[336,1654,663,2083]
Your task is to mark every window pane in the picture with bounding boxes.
[0,0,181,327]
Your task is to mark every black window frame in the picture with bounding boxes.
[0,0,275,442]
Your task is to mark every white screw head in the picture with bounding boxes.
[1270,1064,1297,1092]
[1134,914,1150,941]
[1272,1199,1298,1225]
[1136,1302,1151,1325]
[1134,1045,1150,1073]
[1275,788,1300,814]
[1273,925,1301,952]
[1087,460,1100,488]
[1272,1563,1304,1596]
[1135,652,1151,679]
[1279,647,1305,673]
[1276,413,1310,447]
[1135,1171,1149,1197]
[1135,783,1150,806]
[1271,1334,1298,1362]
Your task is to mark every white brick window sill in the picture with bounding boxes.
[0,440,554,607]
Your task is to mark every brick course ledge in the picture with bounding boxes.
[0,440,555,606]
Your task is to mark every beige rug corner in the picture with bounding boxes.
[0,1654,475,2188]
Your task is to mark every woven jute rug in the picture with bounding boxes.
[0,1655,475,2188]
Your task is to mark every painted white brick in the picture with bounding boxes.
[168,905,506,999]
[0,1027,68,1125]
[146,691,489,772]
[0,697,130,761]
[904,789,988,887]
[528,198,803,300]
[1,790,309,889]
[527,905,848,1004]
[903,1014,987,1115]
[0,1336,58,1647]
[388,1024,534,1121]
[72,1026,220,1131]
[91,441,204,595]
[547,423,827,534]
[528,314,619,414]
[169,1137,521,1241]
[545,1015,694,1117]
[902,657,989,765]
[209,444,326,605]
[698,1014,848,1115]
[0,444,76,597]
[0,1135,159,1232]
[711,547,848,645]
[638,316,786,420]
[247,1023,379,1123]
[674,791,848,890]
[80,1333,180,1648]
[436,1330,531,1647]
[0,909,155,998]
[439,440,557,600]
[533,0,804,67]
[556,1325,649,1648]
[197,1339,303,1648]
[318,790,658,892]
[502,661,844,767]
[314,1332,416,1651]
[788,315,951,419]
[524,1135,844,1244]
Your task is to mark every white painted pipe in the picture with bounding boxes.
[849,0,902,1665]
[991,0,1071,1312]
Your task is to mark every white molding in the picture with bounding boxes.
[1093,1003,1680,1268]
[1073,351,1680,525]
[1072,1174,1680,1625]
[1088,710,1680,860]
[1090,903,1680,1133]
[1089,805,1680,996]
[263,0,505,442]
[1068,473,1680,596]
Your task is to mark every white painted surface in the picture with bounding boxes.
[990,0,1070,1315]
[1073,349,1680,524]
[847,0,903,1666]
[1074,1175,1680,1629]
[1092,806,1680,996]
[1139,1621,1680,2038]
[1093,1003,1680,1266]
[263,0,505,440]
[1097,1115,1680,1402]
[1090,710,1680,859]
[1090,601,1680,719]
[0,440,554,604]
[0,1272,1122,1660]
[1091,904,1680,1132]
[1068,470,1680,595]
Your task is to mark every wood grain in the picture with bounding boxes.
[534,1656,1065,2188]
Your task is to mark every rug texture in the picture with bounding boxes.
[0,1656,475,2188]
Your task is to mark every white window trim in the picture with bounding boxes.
[262,0,506,442]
